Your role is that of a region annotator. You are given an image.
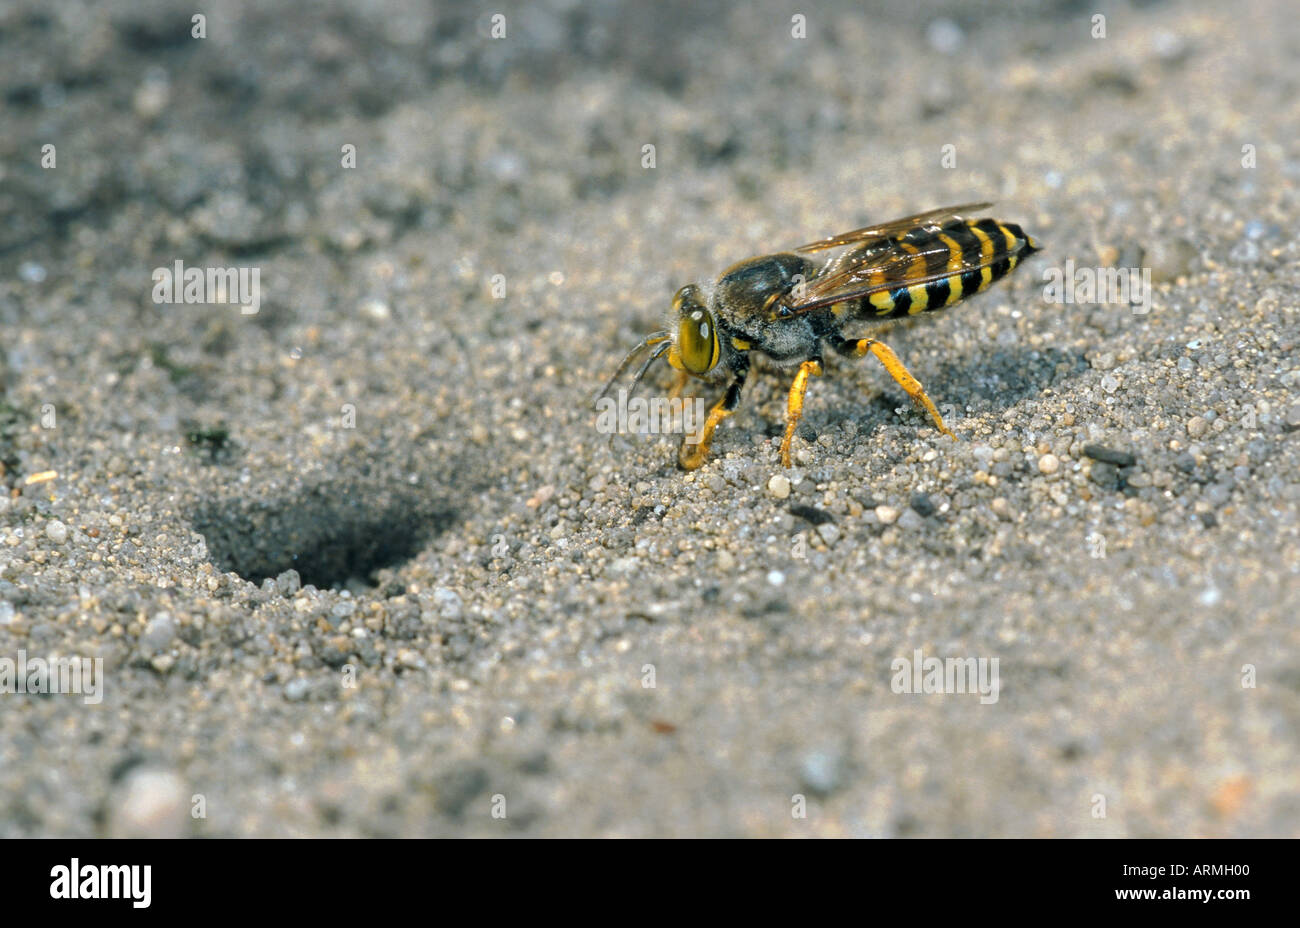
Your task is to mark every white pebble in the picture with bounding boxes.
[925,18,964,53]
[433,586,463,619]
[45,520,68,544]
[360,297,390,320]
[111,768,187,839]
[141,612,177,654]
[767,474,791,499]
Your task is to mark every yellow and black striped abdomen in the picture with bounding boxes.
[860,218,1040,320]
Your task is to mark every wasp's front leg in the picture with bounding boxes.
[667,369,691,401]
[678,361,748,470]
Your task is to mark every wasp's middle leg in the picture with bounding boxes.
[831,336,956,439]
[778,357,824,467]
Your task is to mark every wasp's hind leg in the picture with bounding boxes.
[832,336,956,439]
[678,363,748,470]
[778,358,824,468]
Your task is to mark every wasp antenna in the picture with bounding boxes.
[595,331,669,403]
[626,340,671,401]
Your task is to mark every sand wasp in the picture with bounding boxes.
[599,203,1040,469]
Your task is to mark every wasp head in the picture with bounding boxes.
[671,284,720,375]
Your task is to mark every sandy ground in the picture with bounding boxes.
[1,0,1298,837]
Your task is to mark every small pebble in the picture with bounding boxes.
[329,600,357,625]
[767,474,791,499]
[1083,444,1137,468]
[1228,239,1260,264]
[925,18,964,54]
[1146,237,1197,283]
[359,298,391,321]
[1037,454,1060,475]
[799,749,844,796]
[433,587,463,619]
[875,505,900,525]
[1127,471,1152,488]
[1187,416,1210,438]
[110,768,187,839]
[141,612,177,654]
[133,75,171,120]
[275,569,302,596]
[1090,461,1121,488]
[897,509,923,530]
[45,520,68,544]
[1152,29,1188,62]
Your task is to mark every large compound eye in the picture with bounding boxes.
[677,303,719,374]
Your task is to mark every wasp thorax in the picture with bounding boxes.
[673,285,719,374]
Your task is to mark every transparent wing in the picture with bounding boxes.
[792,202,992,253]
[781,206,1005,316]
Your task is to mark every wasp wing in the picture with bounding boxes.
[792,202,992,253]
[780,209,1009,316]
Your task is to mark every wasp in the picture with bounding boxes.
[599,203,1041,470]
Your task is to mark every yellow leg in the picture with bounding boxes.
[850,339,955,438]
[779,359,823,467]
[678,396,734,470]
[667,369,690,401]
[678,370,747,469]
